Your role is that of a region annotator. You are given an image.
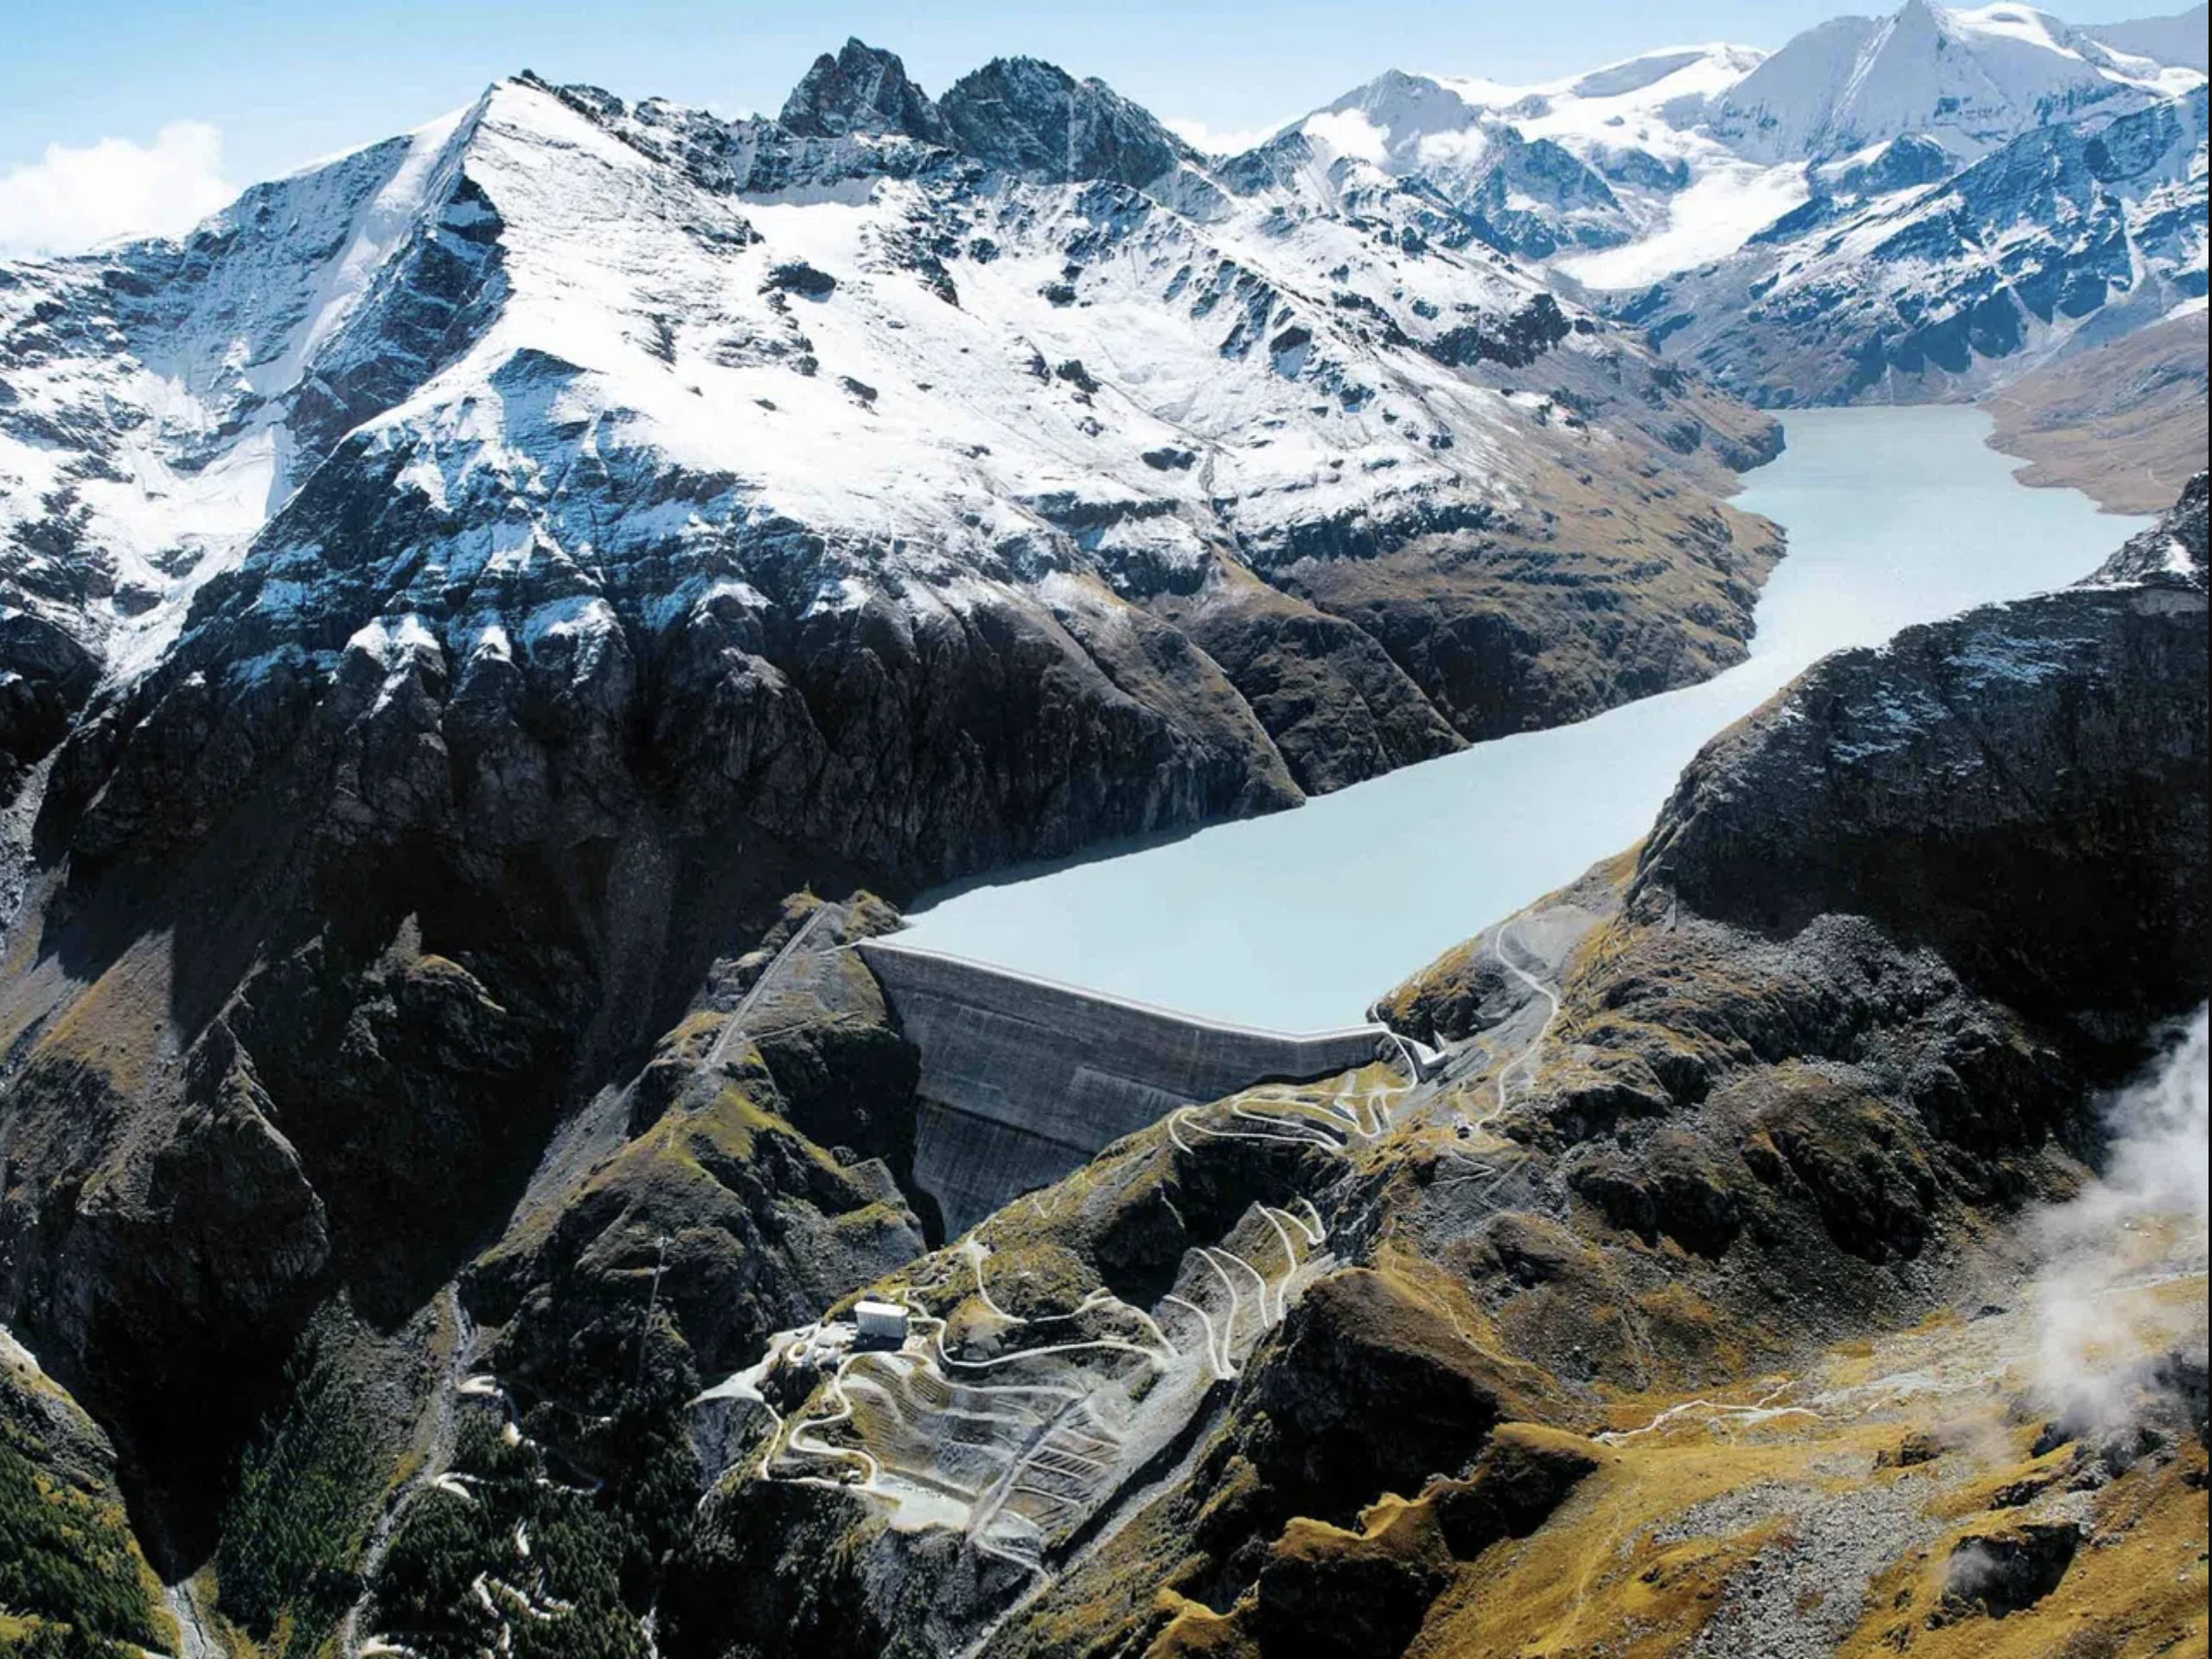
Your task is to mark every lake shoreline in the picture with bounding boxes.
[900,407,2154,1031]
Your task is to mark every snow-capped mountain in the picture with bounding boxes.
[1208,1,2205,403]
[10,4,2202,830]
[1243,0,2203,293]
[0,41,1777,891]
[0,22,2205,1654]
[1243,44,1798,286]
[1633,84,2208,402]
[1707,0,2194,163]
[0,35,1793,1560]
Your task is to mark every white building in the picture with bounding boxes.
[853,1299,910,1347]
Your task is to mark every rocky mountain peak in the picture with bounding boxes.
[778,36,951,144]
[2089,471,2210,587]
[1711,0,2170,161]
[937,54,1196,185]
[1824,129,1958,192]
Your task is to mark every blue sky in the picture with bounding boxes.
[0,0,2180,251]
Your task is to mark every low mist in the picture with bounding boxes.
[2030,1007,2210,1433]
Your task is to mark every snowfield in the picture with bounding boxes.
[1266,1,2201,289]
[0,1,2201,773]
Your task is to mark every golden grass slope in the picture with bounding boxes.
[1984,311,2210,515]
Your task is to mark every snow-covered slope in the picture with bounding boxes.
[1250,45,1792,280]
[0,42,1779,887]
[2078,3,2211,76]
[1250,0,2204,293]
[1627,83,2209,403]
[1709,0,2188,163]
[0,107,495,673]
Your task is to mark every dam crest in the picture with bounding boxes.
[855,937,1415,1235]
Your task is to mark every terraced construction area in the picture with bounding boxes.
[720,1063,1435,1579]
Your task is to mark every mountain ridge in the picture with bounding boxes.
[0,36,1779,1578]
[0,15,2202,1658]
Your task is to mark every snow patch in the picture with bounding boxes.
[1560,161,1811,286]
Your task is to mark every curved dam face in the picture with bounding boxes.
[856,938,1394,1237]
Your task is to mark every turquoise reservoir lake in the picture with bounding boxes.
[899,407,2154,1030]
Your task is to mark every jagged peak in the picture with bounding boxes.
[779,37,951,144]
[2088,471,2210,589]
[937,55,1198,186]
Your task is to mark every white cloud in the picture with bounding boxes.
[0,122,236,257]
[1300,108,1391,165]
[1164,115,1289,158]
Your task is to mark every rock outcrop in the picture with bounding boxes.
[1636,471,2208,1038]
[779,38,953,144]
[938,57,1198,188]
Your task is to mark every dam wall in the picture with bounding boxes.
[856,938,1392,1236]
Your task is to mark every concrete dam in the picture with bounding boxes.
[855,938,1399,1236]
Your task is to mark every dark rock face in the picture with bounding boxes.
[470,897,930,1412]
[1163,588,1466,793]
[779,38,952,145]
[2092,469,2209,586]
[0,608,99,797]
[662,1480,906,1659]
[0,1010,336,1555]
[45,357,1301,893]
[1598,146,1693,193]
[938,58,1195,187]
[1242,1426,1601,1659]
[1635,477,2209,1036]
[1245,1268,1536,1525]
[1461,134,1627,260]
[1832,131,1956,195]
[1938,1522,2081,1619]
[1424,292,1574,368]
[763,259,837,297]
